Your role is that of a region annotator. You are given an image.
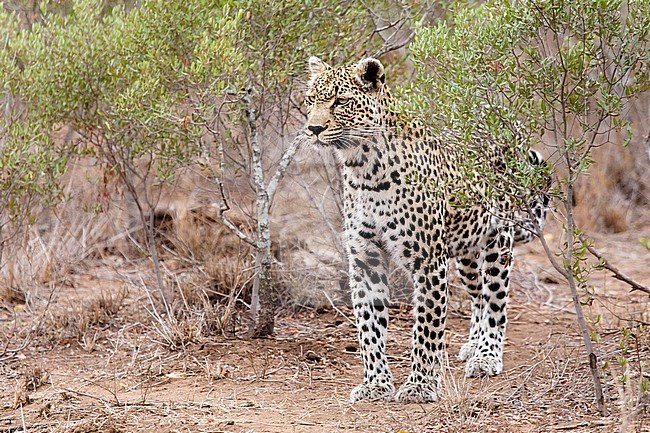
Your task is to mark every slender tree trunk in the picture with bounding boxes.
[147,208,171,315]
[251,238,275,337]
[0,223,4,273]
[564,166,606,416]
[246,88,276,337]
[249,180,275,337]
[213,89,302,337]
[123,161,171,315]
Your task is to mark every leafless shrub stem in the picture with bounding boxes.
[580,238,650,296]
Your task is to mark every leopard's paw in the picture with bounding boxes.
[349,379,394,403]
[394,375,439,403]
[465,354,502,377]
[458,340,478,361]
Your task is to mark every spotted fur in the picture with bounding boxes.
[303,57,548,403]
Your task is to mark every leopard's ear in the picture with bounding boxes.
[355,58,385,91]
[308,56,329,83]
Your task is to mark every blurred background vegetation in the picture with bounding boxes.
[0,0,648,338]
[0,1,648,424]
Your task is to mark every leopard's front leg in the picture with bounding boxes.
[346,227,394,402]
[394,251,449,403]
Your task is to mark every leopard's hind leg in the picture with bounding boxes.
[464,228,513,377]
[455,251,485,362]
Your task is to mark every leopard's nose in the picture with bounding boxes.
[308,125,327,136]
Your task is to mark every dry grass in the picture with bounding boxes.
[0,286,126,356]
[0,284,26,306]
[607,324,650,432]
[0,94,648,433]
[573,100,650,233]
[10,365,50,409]
[2,216,647,433]
[0,156,134,317]
[435,361,494,430]
[1,285,648,432]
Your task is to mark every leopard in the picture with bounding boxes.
[301,56,549,403]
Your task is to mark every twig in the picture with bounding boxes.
[321,290,355,327]
[203,93,256,248]
[61,387,111,405]
[373,11,430,58]
[19,403,26,433]
[266,135,304,200]
[212,207,256,248]
[581,239,650,296]
[551,420,608,430]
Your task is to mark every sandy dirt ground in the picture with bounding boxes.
[1,229,649,433]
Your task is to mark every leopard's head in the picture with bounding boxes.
[304,57,387,149]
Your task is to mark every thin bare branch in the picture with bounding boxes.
[373,11,429,58]
[266,135,303,200]
[213,207,256,248]
[373,13,427,57]
[581,238,650,296]
[321,290,355,327]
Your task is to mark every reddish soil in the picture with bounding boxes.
[1,230,649,433]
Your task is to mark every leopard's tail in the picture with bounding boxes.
[513,149,551,244]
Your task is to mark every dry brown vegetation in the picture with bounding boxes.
[573,95,650,233]
[1,142,649,432]
[1,76,650,433]
[1,2,650,432]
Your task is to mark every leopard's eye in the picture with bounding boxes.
[332,97,350,108]
[304,95,315,106]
